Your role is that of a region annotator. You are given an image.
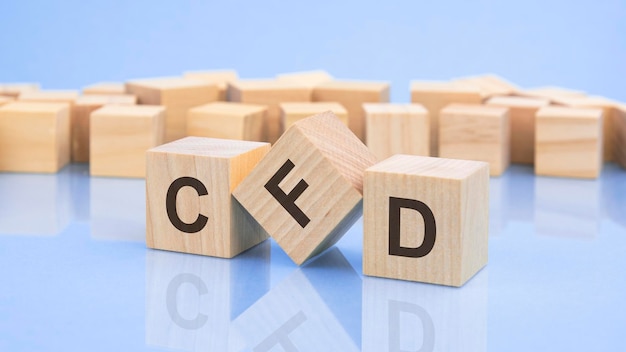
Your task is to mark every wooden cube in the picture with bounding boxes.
[615,104,626,169]
[90,105,165,178]
[0,96,14,106]
[0,83,39,98]
[0,102,70,173]
[183,70,238,101]
[276,70,333,87]
[126,76,218,142]
[364,103,430,161]
[187,102,266,141]
[486,95,549,164]
[73,94,137,162]
[233,111,377,265]
[228,79,312,143]
[146,137,270,258]
[410,81,482,156]
[451,74,519,99]
[82,82,126,95]
[517,86,586,103]
[363,155,489,287]
[439,104,510,176]
[280,102,348,129]
[535,106,603,179]
[313,80,390,142]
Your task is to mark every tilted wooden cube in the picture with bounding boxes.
[313,80,390,142]
[126,76,218,142]
[82,82,126,95]
[363,155,489,287]
[233,111,377,265]
[535,106,603,179]
[486,95,549,164]
[228,79,312,144]
[0,83,39,98]
[183,70,238,101]
[146,137,271,258]
[276,70,333,87]
[451,73,519,99]
[279,102,348,129]
[187,102,266,141]
[364,103,430,160]
[439,104,510,176]
[517,86,586,103]
[616,104,626,170]
[72,94,137,162]
[0,101,70,173]
[410,81,482,156]
[90,105,165,178]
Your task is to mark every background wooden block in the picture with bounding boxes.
[439,104,510,176]
[146,136,271,258]
[187,102,266,141]
[280,102,348,129]
[228,79,312,144]
[363,155,489,287]
[183,70,238,101]
[82,82,126,95]
[0,96,14,106]
[517,86,587,103]
[126,77,218,142]
[73,94,137,162]
[615,104,626,169]
[276,70,333,87]
[451,74,519,99]
[0,83,39,98]
[0,102,70,173]
[233,111,377,265]
[312,80,390,142]
[90,105,165,178]
[364,103,429,160]
[410,81,482,156]
[535,106,603,179]
[486,95,549,164]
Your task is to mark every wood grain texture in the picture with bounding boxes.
[364,103,429,160]
[535,106,603,179]
[410,81,482,156]
[0,101,70,173]
[451,74,519,99]
[126,76,218,142]
[439,104,510,176]
[280,102,348,129]
[72,94,137,162]
[82,82,126,95]
[276,70,333,87]
[90,105,165,178]
[312,80,390,142]
[0,83,39,98]
[187,102,267,141]
[363,154,489,287]
[146,136,270,258]
[233,111,377,265]
[615,104,626,170]
[228,79,312,144]
[486,95,549,164]
[183,70,238,101]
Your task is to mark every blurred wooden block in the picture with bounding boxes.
[451,74,519,99]
[146,136,271,258]
[183,70,238,101]
[0,96,14,106]
[439,104,510,176]
[410,81,482,156]
[363,103,429,160]
[187,102,266,141]
[73,94,137,162]
[517,86,586,103]
[363,155,489,287]
[82,82,126,95]
[486,95,549,164]
[126,77,218,142]
[313,80,390,142]
[280,102,348,129]
[535,106,603,179]
[0,83,39,98]
[233,111,377,265]
[276,70,333,87]
[90,105,165,178]
[228,80,312,143]
[0,102,70,173]
[616,104,626,169]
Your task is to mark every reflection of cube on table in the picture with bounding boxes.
[364,103,429,160]
[187,102,267,141]
[90,105,165,178]
[439,104,510,176]
[535,106,603,179]
[615,104,626,169]
[279,102,348,130]
[0,101,70,173]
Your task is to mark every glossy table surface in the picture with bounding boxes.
[0,163,624,351]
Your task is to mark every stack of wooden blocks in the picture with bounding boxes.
[1,71,625,287]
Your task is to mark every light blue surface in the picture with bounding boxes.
[0,164,625,351]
